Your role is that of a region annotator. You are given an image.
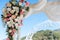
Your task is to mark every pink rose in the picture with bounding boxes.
[20,0,24,3]
[25,2,30,7]
[6,38,10,40]
[10,32,14,36]
[7,13,12,17]
[12,29,16,33]
[20,10,24,15]
[11,25,14,29]
[4,18,10,22]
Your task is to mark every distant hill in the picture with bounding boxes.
[21,29,60,40]
[32,30,60,40]
[54,29,60,31]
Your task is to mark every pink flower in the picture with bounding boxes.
[18,23,23,26]
[20,10,24,15]
[7,13,12,17]
[10,29,16,36]
[6,18,10,21]
[12,29,16,33]
[20,20,23,25]
[18,24,20,26]
[6,38,10,40]
[20,0,24,3]
[25,2,30,7]
[11,25,14,29]
[10,32,14,36]
[21,20,23,23]
[18,20,23,26]
[4,18,10,22]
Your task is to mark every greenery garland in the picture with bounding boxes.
[1,0,30,40]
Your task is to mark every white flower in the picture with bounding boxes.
[7,8,11,11]
[22,9,25,11]
[15,7,19,11]
[15,11,19,16]
[7,18,15,27]
[6,3,11,7]
[9,29,12,33]
[7,21,11,27]
[10,20,15,25]
[2,8,7,13]
[15,23,19,29]
[19,2,22,5]
[17,17,20,20]
[19,15,24,20]
[10,10,15,14]
[15,18,18,22]
[12,1,16,5]
[13,6,16,10]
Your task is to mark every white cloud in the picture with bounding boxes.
[32,20,60,32]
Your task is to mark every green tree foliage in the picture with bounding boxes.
[21,37,26,40]
[21,30,60,40]
[32,30,60,40]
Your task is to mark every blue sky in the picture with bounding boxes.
[0,0,60,40]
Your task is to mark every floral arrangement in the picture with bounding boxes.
[1,0,30,40]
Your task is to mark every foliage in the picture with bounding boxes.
[32,30,60,40]
[21,37,26,40]
[21,29,60,40]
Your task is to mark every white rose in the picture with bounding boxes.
[7,21,11,27]
[15,18,18,22]
[7,8,11,11]
[19,2,22,5]
[9,30,12,33]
